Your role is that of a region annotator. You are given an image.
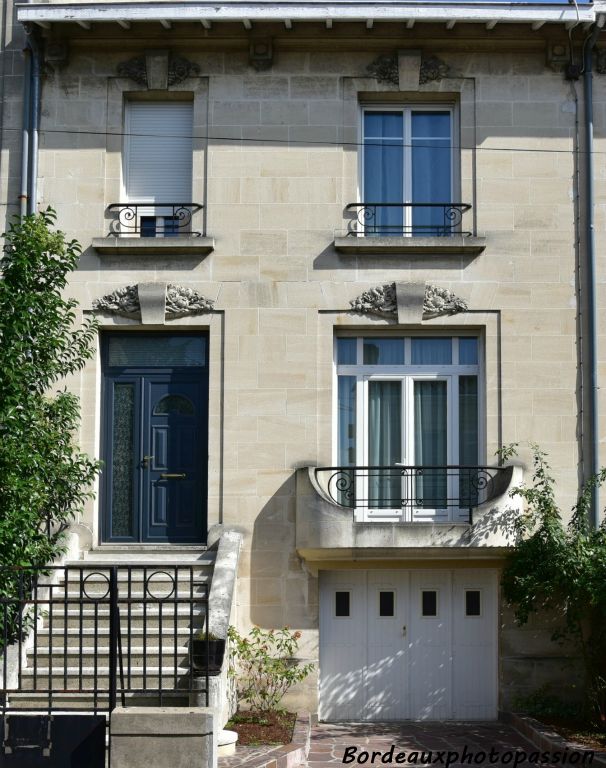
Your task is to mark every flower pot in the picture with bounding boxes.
[191,637,226,674]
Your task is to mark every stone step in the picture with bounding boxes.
[18,667,193,689]
[35,627,194,647]
[42,609,205,630]
[6,693,190,710]
[31,645,190,666]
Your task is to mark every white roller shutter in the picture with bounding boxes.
[124,101,193,203]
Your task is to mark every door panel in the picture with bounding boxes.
[142,377,206,542]
[409,572,452,720]
[319,572,367,721]
[452,571,498,719]
[367,572,409,720]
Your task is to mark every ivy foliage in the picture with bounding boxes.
[0,210,100,577]
[502,445,606,721]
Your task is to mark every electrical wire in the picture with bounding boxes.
[1,125,603,155]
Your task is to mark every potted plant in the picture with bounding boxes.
[191,630,226,674]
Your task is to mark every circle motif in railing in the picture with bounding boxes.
[82,571,111,601]
[470,468,494,494]
[444,206,463,229]
[144,570,176,601]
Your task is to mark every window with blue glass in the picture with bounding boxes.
[362,108,454,237]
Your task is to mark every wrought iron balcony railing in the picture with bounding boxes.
[345,202,472,237]
[315,465,509,524]
[107,203,204,237]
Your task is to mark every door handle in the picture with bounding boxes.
[160,473,186,479]
[141,455,154,468]
[402,625,407,636]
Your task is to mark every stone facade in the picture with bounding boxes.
[1,3,605,714]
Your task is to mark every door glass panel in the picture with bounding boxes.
[369,381,401,508]
[107,336,206,367]
[363,111,404,235]
[459,376,479,507]
[153,394,195,415]
[363,338,405,365]
[411,338,452,365]
[414,380,447,508]
[411,111,452,235]
[111,383,135,538]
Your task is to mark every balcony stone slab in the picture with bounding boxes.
[333,235,486,255]
[92,236,215,256]
[295,464,523,568]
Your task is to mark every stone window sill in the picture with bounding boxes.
[92,236,215,256]
[333,235,486,256]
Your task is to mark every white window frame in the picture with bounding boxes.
[333,334,484,523]
[358,104,459,236]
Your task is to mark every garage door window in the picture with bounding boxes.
[335,591,351,617]
[421,590,438,617]
[378,590,395,617]
[335,336,481,521]
[465,589,482,616]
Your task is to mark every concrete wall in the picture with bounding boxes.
[1,22,602,712]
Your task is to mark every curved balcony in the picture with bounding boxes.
[295,463,523,566]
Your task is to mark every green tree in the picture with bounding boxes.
[502,445,606,723]
[0,210,99,578]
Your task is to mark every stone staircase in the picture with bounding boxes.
[6,547,216,712]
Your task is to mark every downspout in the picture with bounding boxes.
[583,18,603,527]
[19,47,31,218]
[24,25,42,216]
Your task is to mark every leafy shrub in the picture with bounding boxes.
[0,211,100,643]
[227,625,313,712]
[513,687,583,722]
[501,445,606,723]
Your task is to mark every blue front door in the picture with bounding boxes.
[102,334,208,543]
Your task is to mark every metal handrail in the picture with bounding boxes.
[345,202,472,237]
[106,202,204,237]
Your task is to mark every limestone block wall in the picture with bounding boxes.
[0,25,602,711]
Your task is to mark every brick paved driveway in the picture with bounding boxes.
[305,722,536,768]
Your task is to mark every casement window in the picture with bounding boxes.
[123,100,194,237]
[361,107,456,236]
[335,335,481,522]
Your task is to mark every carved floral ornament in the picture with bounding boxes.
[92,284,214,320]
[366,53,450,86]
[117,52,200,88]
[349,283,468,319]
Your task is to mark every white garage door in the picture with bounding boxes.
[319,569,497,721]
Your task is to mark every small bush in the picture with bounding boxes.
[227,625,313,713]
